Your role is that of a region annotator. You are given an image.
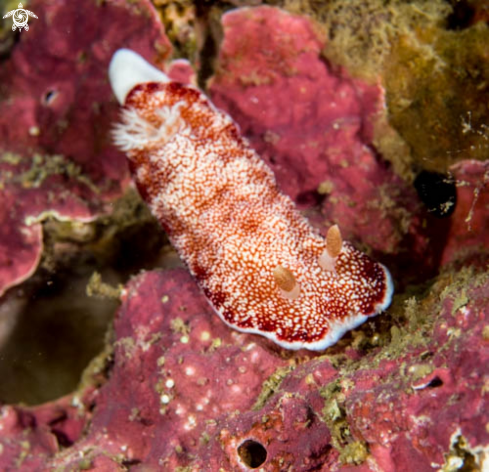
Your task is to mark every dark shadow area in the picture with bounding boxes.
[446,0,477,30]
[0,192,178,405]
[0,268,118,405]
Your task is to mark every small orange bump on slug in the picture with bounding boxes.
[326,224,343,258]
[273,265,297,292]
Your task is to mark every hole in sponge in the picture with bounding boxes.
[414,170,456,218]
[43,89,58,105]
[238,439,267,468]
[427,376,443,388]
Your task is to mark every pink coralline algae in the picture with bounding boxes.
[0,394,89,470]
[1,2,488,471]
[0,0,171,297]
[209,6,433,285]
[2,267,486,470]
[109,49,393,350]
[441,160,489,268]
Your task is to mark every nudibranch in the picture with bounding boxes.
[108,49,393,351]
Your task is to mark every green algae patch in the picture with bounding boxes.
[171,317,191,336]
[252,365,294,411]
[0,152,99,194]
[320,379,368,465]
[86,271,123,299]
[1,151,22,165]
[280,1,488,181]
[21,153,100,193]
[285,0,451,81]
[116,337,137,359]
[384,23,489,174]
[78,336,114,392]
[153,0,198,62]
[340,441,369,466]
[443,432,483,472]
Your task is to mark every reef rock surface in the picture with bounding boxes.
[0,0,171,297]
[0,2,488,471]
[1,266,488,470]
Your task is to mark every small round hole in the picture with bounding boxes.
[427,376,443,388]
[43,89,58,105]
[237,439,267,468]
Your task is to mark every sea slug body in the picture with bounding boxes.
[108,49,394,351]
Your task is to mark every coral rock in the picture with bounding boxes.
[442,160,489,267]
[6,267,483,470]
[1,3,487,471]
[209,6,431,281]
[0,0,171,296]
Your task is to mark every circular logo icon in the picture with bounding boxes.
[3,3,38,32]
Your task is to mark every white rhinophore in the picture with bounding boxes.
[109,49,170,104]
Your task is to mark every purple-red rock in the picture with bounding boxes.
[0,3,488,472]
[209,6,432,284]
[5,267,482,471]
[441,160,489,268]
[0,394,91,470]
[0,0,171,297]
